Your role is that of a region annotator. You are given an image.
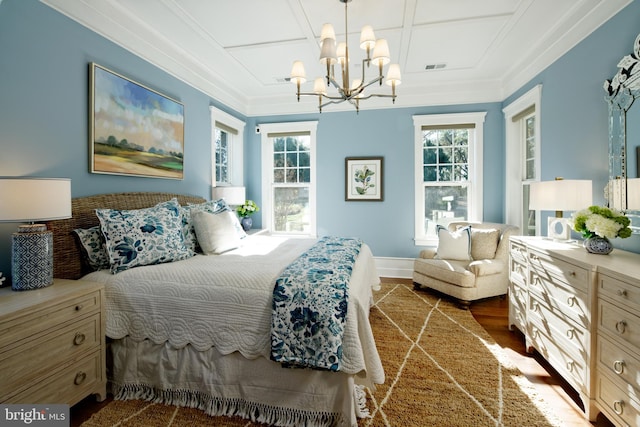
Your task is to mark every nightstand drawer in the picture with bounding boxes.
[0,313,101,400]
[7,350,103,405]
[0,290,101,349]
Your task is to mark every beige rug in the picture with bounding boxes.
[81,283,561,427]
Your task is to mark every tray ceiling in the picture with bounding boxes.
[41,0,631,116]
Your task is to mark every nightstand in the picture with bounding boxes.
[0,279,106,405]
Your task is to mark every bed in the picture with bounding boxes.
[46,192,384,427]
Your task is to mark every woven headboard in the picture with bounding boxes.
[45,192,206,280]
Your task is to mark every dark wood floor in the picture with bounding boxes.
[70,278,616,426]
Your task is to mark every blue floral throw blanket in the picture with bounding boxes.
[270,236,363,372]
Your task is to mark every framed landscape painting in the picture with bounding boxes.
[345,157,384,201]
[89,63,184,179]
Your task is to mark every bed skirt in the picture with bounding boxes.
[109,337,368,427]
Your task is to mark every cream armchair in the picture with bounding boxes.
[413,221,520,309]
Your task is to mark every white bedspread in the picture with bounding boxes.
[83,235,384,383]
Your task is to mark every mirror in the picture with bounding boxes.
[604,32,640,233]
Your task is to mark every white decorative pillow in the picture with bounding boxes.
[470,228,501,260]
[73,226,110,271]
[96,198,192,273]
[435,225,472,261]
[191,210,242,255]
[181,199,230,253]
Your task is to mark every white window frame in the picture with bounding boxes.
[503,85,542,235]
[260,121,318,236]
[210,106,245,187]
[413,112,486,246]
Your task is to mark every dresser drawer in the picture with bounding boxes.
[0,312,102,400]
[529,272,589,329]
[530,325,587,393]
[597,334,640,393]
[510,258,527,287]
[508,282,527,332]
[596,371,640,427]
[528,249,589,294]
[599,300,640,352]
[509,241,527,265]
[599,273,640,315]
[7,350,103,406]
[0,290,101,350]
[529,295,588,366]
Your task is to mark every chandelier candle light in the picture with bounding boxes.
[290,0,401,113]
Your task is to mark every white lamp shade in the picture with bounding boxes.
[0,178,71,222]
[336,42,347,63]
[313,77,326,95]
[290,61,306,84]
[627,178,640,210]
[372,39,390,66]
[319,38,337,65]
[529,179,592,212]
[320,23,336,44]
[359,25,376,50]
[211,186,245,206]
[386,63,402,85]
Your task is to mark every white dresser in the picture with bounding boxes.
[508,236,598,420]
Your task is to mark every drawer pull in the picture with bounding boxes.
[532,302,540,313]
[615,320,627,334]
[613,360,625,375]
[617,289,628,298]
[613,400,624,415]
[568,270,576,277]
[531,254,539,261]
[73,333,86,346]
[566,296,576,307]
[566,361,574,372]
[75,304,83,312]
[74,371,87,385]
[566,328,575,339]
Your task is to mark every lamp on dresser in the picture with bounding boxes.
[529,178,592,241]
[211,185,245,207]
[0,177,71,291]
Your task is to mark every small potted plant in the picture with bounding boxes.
[236,200,259,231]
[570,205,631,254]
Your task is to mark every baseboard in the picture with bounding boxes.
[373,256,414,279]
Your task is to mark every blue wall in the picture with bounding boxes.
[1,0,640,280]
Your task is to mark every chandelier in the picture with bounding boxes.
[290,0,401,113]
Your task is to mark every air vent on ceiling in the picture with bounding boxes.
[425,63,447,71]
[275,77,292,84]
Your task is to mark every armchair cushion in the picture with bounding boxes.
[434,225,471,261]
[468,259,505,276]
[470,228,501,260]
[413,258,476,288]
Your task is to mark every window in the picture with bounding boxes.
[413,112,486,246]
[260,121,317,236]
[503,85,541,236]
[210,106,245,186]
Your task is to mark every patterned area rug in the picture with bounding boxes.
[80,283,561,427]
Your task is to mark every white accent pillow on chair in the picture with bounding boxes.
[435,225,472,261]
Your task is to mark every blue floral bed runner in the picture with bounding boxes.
[270,236,362,371]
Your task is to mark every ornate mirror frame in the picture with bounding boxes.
[604,32,640,232]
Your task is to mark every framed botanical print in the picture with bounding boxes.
[345,157,384,201]
[89,63,184,179]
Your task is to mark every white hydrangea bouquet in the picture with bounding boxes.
[236,200,259,218]
[570,205,632,239]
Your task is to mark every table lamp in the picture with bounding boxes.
[0,178,72,290]
[529,178,592,240]
[211,186,246,207]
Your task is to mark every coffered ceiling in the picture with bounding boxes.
[41,0,631,116]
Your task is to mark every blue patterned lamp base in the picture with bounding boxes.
[11,224,54,291]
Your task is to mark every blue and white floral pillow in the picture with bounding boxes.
[73,226,110,271]
[96,198,192,273]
